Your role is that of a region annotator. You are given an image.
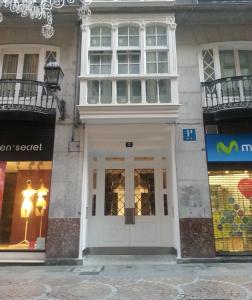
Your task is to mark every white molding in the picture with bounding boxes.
[78,103,180,124]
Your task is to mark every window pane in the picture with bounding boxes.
[158,63,168,73]
[101,37,111,47]
[146,80,157,103]
[101,27,111,35]
[129,64,139,74]
[239,50,252,76]
[158,51,168,62]
[118,54,128,63]
[2,54,18,79]
[91,27,100,36]
[129,54,139,63]
[157,26,166,35]
[147,63,156,73]
[118,37,128,47]
[21,54,39,96]
[118,64,128,74]
[146,52,156,62]
[157,36,167,46]
[90,65,100,74]
[129,36,139,47]
[88,81,99,104]
[45,51,57,64]
[146,37,156,46]
[146,26,155,35]
[90,54,100,64]
[159,79,170,103]
[90,37,100,47]
[118,26,128,35]
[100,81,112,104]
[130,80,141,103]
[129,26,139,35]
[101,65,111,74]
[219,50,236,77]
[117,80,128,103]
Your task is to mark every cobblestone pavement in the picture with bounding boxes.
[1,262,252,299]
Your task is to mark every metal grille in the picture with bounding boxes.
[104,169,125,216]
[209,170,252,254]
[134,169,155,216]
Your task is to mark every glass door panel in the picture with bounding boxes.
[134,169,155,216]
[104,169,125,216]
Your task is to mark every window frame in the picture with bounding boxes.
[118,25,140,48]
[0,45,60,82]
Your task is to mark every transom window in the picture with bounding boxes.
[146,25,168,47]
[118,26,139,47]
[89,51,112,74]
[90,26,112,47]
[118,51,140,74]
[146,51,168,74]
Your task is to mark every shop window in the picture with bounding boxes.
[0,161,52,251]
[209,170,252,254]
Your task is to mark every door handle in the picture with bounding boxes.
[125,208,135,224]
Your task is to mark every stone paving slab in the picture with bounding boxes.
[0,263,252,299]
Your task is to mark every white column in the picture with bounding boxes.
[80,22,90,105]
[140,23,146,104]
[112,24,118,104]
[78,126,89,259]
[168,17,178,104]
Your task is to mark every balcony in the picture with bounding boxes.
[0,79,58,120]
[201,75,252,122]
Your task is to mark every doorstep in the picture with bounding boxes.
[0,251,45,265]
[177,256,252,264]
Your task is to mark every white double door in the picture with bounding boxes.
[88,156,168,247]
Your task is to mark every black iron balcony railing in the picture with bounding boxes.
[0,79,57,115]
[201,75,252,113]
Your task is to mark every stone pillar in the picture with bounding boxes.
[176,25,215,258]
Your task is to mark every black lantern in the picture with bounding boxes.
[44,62,64,90]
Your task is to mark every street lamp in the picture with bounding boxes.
[44,62,65,120]
[44,62,64,91]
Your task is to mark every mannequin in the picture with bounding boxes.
[36,180,49,237]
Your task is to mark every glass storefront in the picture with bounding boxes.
[0,161,52,251]
[209,170,252,254]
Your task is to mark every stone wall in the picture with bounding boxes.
[0,23,83,260]
[176,23,252,257]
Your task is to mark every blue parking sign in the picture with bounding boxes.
[183,129,196,141]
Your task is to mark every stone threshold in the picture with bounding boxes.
[177,256,252,264]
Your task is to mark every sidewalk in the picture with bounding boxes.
[0,256,252,299]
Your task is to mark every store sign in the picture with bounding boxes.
[0,121,55,161]
[206,134,252,162]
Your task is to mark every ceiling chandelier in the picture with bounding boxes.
[0,0,92,38]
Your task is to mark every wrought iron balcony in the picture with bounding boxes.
[201,75,252,114]
[0,79,64,118]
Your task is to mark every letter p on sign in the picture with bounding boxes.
[183,129,196,141]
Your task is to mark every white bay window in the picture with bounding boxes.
[81,18,177,108]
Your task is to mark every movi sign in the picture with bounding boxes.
[206,134,252,162]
